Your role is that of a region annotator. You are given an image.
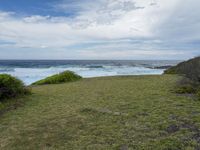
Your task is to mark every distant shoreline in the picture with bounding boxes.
[0,60,179,85]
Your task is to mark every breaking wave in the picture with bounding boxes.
[0,60,180,85]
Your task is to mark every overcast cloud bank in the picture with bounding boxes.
[0,0,199,59]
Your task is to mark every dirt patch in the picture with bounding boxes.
[120,145,128,150]
[181,123,200,146]
[166,124,180,134]
[164,121,200,150]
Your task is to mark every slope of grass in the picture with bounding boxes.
[164,57,200,98]
[164,56,200,83]
[1,75,200,149]
[32,71,82,85]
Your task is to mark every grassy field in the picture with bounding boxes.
[1,75,200,150]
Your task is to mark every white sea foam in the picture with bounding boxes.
[0,66,164,85]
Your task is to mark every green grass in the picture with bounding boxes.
[32,71,82,85]
[1,75,200,149]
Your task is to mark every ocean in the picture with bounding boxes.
[0,60,180,85]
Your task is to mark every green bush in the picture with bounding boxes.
[0,74,30,101]
[32,71,82,85]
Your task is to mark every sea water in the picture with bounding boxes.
[0,60,180,85]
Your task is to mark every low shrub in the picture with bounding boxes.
[0,74,30,101]
[32,71,82,85]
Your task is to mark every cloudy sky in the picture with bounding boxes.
[0,0,199,60]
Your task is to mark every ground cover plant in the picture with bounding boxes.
[1,75,200,149]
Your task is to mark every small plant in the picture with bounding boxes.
[32,71,82,85]
[0,74,30,101]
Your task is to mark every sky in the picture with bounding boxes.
[0,0,199,60]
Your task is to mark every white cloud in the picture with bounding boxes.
[56,0,145,26]
[23,15,51,23]
[155,0,200,42]
[0,0,199,59]
[78,49,193,60]
[0,11,14,20]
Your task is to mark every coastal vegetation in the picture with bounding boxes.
[165,57,200,99]
[164,56,200,82]
[0,71,81,112]
[32,71,82,85]
[0,74,30,113]
[1,75,200,149]
[0,74,30,100]
[0,57,200,149]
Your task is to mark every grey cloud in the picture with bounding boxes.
[0,0,199,59]
[148,0,200,58]
[155,0,200,41]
